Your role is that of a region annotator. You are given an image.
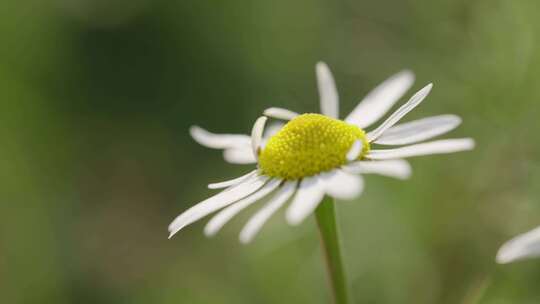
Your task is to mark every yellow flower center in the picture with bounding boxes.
[259,113,370,180]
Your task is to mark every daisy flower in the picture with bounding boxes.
[168,62,475,243]
[496,225,540,264]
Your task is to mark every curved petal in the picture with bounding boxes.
[316,62,339,118]
[223,148,256,164]
[204,179,281,236]
[286,176,325,225]
[190,126,251,149]
[374,115,462,145]
[346,140,363,161]
[263,122,285,139]
[344,160,411,180]
[345,70,415,128]
[367,138,475,160]
[263,107,299,120]
[320,170,364,200]
[366,83,433,142]
[208,170,258,189]
[239,181,297,244]
[251,116,267,160]
[497,226,540,264]
[168,174,268,238]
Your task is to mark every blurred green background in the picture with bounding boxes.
[1,0,540,303]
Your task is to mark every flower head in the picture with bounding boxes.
[168,62,474,243]
[259,113,369,179]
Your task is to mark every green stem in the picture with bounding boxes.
[315,196,349,304]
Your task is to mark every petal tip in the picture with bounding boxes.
[239,234,252,244]
[189,125,201,132]
[285,212,302,226]
[496,245,518,264]
[262,108,272,116]
[189,125,204,140]
[316,61,328,70]
[168,231,176,239]
[203,226,217,238]
[397,69,415,82]
[463,138,476,150]
[399,165,413,180]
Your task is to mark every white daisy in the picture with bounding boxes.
[496,225,540,264]
[168,62,475,243]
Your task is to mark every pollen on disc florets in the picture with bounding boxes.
[259,113,370,180]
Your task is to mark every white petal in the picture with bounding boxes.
[367,138,475,160]
[263,107,299,120]
[190,126,251,149]
[286,176,325,225]
[316,62,339,118]
[345,70,415,128]
[251,116,267,160]
[346,140,363,161]
[497,226,540,264]
[168,174,268,238]
[344,160,412,180]
[204,179,281,237]
[263,122,284,139]
[223,148,256,164]
[208,170,258,189]
[320,170,364,200]
[239,181,297,244]
[367,83,433,142]
[375,115,462,145]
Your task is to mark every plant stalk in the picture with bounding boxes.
[315,196,349,304]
